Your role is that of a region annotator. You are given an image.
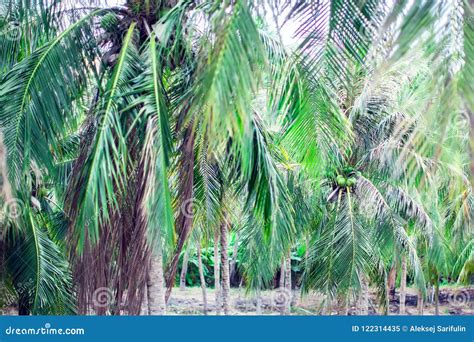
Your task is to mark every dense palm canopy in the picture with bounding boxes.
[0,0,472,315]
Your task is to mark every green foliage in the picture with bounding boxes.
[0,0,472,315]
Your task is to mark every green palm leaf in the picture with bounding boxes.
[0,10,100,189]
[65,22,138,247]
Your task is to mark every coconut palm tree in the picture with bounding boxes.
[0,0,298,315]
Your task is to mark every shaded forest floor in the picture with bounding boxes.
[166,287,474,316]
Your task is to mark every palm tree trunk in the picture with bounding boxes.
[277,251,292,315]
[179,247,190,291]
[417,289,424,315]
[220,220,230,315]
[321,296,328,315]
[427,284,432,303]
[256,288,262,314]
[384,280,390,315]
[147,248,166,315]
[214,229,221,315]
[387,261,397,301]
[284,252,292,315]
[344,296,350,316]
[279,260,285,288]
[278,257,286,315]
[434,281,440,315]
[141,281,149,315]
[400,255,407,315]
[359,276,369,315]
[197,241,208,315]
[230,232,239,283]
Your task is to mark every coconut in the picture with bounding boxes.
[337,176,346,186]
[347,177,356,186]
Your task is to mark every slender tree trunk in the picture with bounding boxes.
[284,252,292,315]
[147,249,166,315]
[321,296,328,315]
[344,296,350,316]
[427,284,432,303]
[387,261,397,300]
[179,247,190,291]
[278,257,286,315]
[256,288,262,314]
[279,260,285,288]
[142,281,149,315]
[400,255,407,315]
[284,253,292,292]
[214,230,221,315]
[197,241,208,315]
[434,281,440,315]
[359,276,369,315]
[220,220,230,315]
[277,251,292,315]
[417,289,424,315]
[384,280,390,315]
[335,296,347,315]
[230,232,239,283]
[147,273,152,315]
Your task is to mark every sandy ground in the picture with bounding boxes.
[1,287,471,315]
[166,287,474,316]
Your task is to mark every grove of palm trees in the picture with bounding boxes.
[0,0,472,316]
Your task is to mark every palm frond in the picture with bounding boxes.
[187,0,265,147]
[139,33,175,252]
[6,208,75,314]
[0,10,100,189]
[65,22,139,248]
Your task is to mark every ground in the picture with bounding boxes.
[166,287,474,315]
[1,286,471,315]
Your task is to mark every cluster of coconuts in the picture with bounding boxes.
[334,168,361,188]
[336,174,356,187]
